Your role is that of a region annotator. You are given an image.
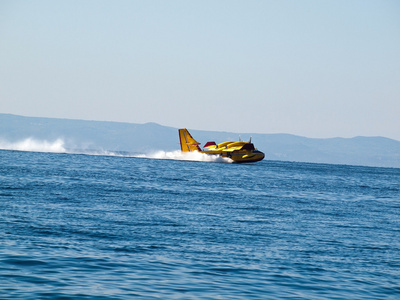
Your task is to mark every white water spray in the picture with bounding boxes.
[135,150,233,163]
[0,138,232,163]
[0,138,66,153]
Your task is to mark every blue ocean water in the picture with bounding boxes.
[1,149,400,299]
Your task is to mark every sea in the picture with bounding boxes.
[1,148,400,299]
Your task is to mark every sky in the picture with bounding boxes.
[1,0,399,140]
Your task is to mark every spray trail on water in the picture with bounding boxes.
[0,138,66,153]
[136,150,233,163]
[0,138,232,163]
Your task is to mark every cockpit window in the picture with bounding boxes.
[240,143,255,151]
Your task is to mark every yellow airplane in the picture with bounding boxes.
[178,128,265,163]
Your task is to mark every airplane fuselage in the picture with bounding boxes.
[201,141,265,163]
[179,129,265,163]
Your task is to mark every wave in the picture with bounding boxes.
[0,138,232,163]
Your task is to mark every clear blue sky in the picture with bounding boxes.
[1,0,399,139]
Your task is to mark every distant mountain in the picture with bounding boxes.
[1,113,399,168]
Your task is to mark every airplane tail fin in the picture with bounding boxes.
[179,128,201,152]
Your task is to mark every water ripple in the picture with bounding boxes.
[1,150,399,299]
